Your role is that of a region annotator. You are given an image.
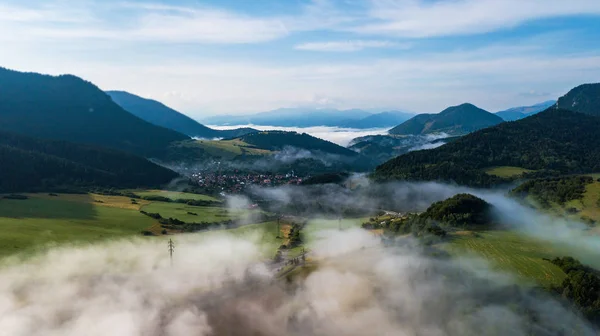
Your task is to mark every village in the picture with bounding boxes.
[189,170,305,194]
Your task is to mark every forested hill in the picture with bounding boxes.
[106,91,257,139]
[237,131,358,156]
[0,68,188,156]
[0,130,178,192]
[556,83,600,117]
[373,108,600,187]
[388,103,503,136]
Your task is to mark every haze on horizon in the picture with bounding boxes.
[2,0,600,118]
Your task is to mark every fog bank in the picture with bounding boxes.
[0,229,595,336]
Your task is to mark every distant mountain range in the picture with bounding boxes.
[0,68,188,157]
[202,108,413,129]
[373,84,600,187]
[106,91,257,139]
[338,111,414,128]
[495,100,556,121]
[388,103,503,136]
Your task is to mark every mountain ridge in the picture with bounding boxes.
[555,83,600,117]
[106,91,257,139]
[0,67,189,157]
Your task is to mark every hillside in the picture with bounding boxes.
[373,108,600,187]
[389,103,503,136]
[0,130,178,192]
[238,131,358,156]
[106,91,257,139]
[556,83,600,117]
[495,100,556,121]
[202,107,371,127]
[348,134,455,164]
[0,68,188,156]
[339,111,414,128]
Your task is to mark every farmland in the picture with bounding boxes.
[0,191,264,259]
[140,202,260,223]
[441,230,567,287]
[134,190,221,202]
[0,195,155,258]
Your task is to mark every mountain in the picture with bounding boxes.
[106,91,257,139]
[373,108,600,187]
[495,100,556,121]
[339,111,414,128]
[389,103,503,136]
[0,130,178,193]
[237,131,358,157]
[202,108,372,128]
[555,83,600,117]
[0,68,188,156]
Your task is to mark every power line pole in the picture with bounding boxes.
[168,238,175,266]
[276,214,281,238]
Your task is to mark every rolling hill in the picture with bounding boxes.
[0,130,178,192]
[202,107,372,127]
[106,91,257,139]
[556,83,600,117]
[237,131,358,156]
[0,68,188,156]
[388,103,503,136]
[373,108,600,187]
[495,100,556,121]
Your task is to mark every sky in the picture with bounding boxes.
[2,0,600,118]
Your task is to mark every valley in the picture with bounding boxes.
[0,67,599,334]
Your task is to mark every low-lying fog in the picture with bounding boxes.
[207,125,391,146]
[0,230,595,335]
[1,180,598,335]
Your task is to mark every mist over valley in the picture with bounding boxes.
[2,2,600,334]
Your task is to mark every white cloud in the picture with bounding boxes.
[0,2,289,44]
[358,0,600,37]
[295,40,408,52]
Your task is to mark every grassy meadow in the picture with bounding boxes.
[134,190,221,202]
[441,230,567,287]
[0,191,263,258]
[0,195,156,257]
[194,139,273,159]
[484,166,534,178]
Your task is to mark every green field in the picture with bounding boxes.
[442,230,567,287]
[0,197,155,258]
[140,202,259,223]
[135,190,221,202]
[484,166,534,178]
[194,139,272,159]
[563,179,600,223]
[303,218,367,246]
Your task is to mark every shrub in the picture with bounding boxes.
[4,194,28,200]
[142,195,172,202]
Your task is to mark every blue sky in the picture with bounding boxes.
[1,0,600,118]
